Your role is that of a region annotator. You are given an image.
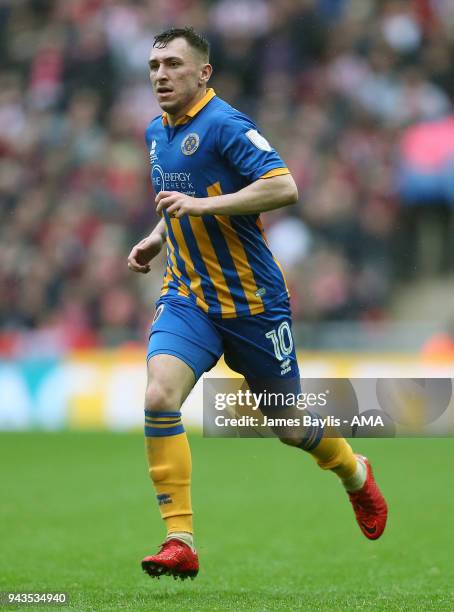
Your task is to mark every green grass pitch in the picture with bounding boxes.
[1,433,454,611]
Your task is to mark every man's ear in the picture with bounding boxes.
[199,63,213,85]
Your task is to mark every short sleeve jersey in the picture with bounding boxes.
[145,88,290,318]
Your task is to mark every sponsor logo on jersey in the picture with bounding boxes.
[181,133,200,155]
[152,168,195,195]
[151,164,165,193]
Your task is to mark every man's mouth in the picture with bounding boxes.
[157,86,174,94]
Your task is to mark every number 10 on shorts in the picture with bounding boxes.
[265,321,294,361]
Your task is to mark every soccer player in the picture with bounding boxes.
[128,27,388,580]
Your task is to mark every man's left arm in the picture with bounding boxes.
[155,174,298,218]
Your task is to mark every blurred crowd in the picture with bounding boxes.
[1,0,454,354]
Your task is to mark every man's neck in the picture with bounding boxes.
[166,87,207,127]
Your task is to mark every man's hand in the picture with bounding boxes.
[156,191,205,218]
[127,233,164,274]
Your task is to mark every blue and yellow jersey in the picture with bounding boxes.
[145,88,291,318]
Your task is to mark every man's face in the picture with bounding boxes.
[148,38,209,115]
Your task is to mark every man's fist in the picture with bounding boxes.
[156,191,206,218]
[127,233,163,273]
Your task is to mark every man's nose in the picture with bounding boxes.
[155,64,169,80]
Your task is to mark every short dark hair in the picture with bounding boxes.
[153,27,210,61]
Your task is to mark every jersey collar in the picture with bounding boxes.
[162,88,216,127]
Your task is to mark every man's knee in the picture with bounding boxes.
[145,381,182,413]
[145,354,195,413]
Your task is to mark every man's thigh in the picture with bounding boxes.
[215,300,303,440]
[147,296,224,383]
[215,299,300,384]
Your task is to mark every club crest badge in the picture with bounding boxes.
[181,133,200,155]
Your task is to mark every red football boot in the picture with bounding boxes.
[347,455,388,540]
[141,539,199,580]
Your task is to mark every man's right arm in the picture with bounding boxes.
[127,218,166,274]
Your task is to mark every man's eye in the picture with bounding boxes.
[170,61,179,67]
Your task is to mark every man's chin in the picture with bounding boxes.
[158,100,181,114]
